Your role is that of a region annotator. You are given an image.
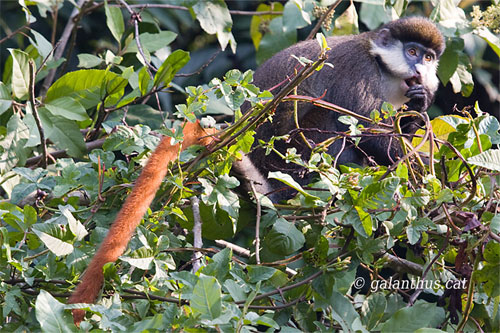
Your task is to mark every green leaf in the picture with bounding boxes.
[138,66,150,96]
[449,55,474,97]
[44,96,89,121]
[104,0,124,44]
[46,69,127,108]
[361,293,387,330]
[8,49,30,99]
[224,280,246,302]
[283,0,311,32]
[192,0,235,52]
[357,177,399,210]
[191,275,222,320]
[437,38,462,85]
[250,3,283,50]
[35,290,76,332]
[77,53,103,68]
[23,204,37,226]
[153,50,190,88]
[256,16,296,65]
[4,288,22,317]
[32,223,73,256]
[475,27,500,58]
[467,149,500,171]
[268,171,320,200]
[265,217,305,256]
[203,247,231,281]
[123,31,177,53]
[120,255,154,271]
[381,300,445,332]
[60,205,88,241]
[0,227,12,261]
[0,82,12,115]
[200,175,240,221]
[30,30,53,59]
[247,265,278,283]
[0,113,30,173]
[333,2,359,35]
[329,291,367,333]
[491,214,500,234]
[343,206,372,237]
[38,110,86,157]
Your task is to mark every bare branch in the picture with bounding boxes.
[28,60,48,168]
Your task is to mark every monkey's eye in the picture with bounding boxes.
[424,54,433,62]
[407,48,417,56]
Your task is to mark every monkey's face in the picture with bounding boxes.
[401,41,440,93]
[370,28,441,98]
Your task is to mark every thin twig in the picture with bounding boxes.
[249,181,262,264]
[25,139,105,167]
[28,60,48,168]
[306,0,342,40]
[0,24,31,45]
[117,0,155,76]
[118,4,283,16]
[408,227,450,306]
[176,49,221,77]
[215,239,250,257]
[191,196,203,273]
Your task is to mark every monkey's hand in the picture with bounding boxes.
[405,84,431,112]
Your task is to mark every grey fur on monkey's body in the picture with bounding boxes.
[241,17,445,202]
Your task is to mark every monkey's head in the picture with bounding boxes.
[370,17,445,101]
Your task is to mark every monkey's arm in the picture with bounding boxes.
[68,121,215,325]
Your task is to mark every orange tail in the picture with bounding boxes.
[69,121,215,325]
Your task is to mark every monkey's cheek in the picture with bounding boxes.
[400,80,410,93]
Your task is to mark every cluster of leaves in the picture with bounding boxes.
[0,0,499,332]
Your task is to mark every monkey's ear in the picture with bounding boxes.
[374,28,393,47]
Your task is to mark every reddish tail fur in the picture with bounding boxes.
[68,121,215,325]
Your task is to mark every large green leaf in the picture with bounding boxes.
[256,16,296,65]
[35,290,76,332]
[153,50,190,88]
[8,49,30,99]
[39,109,86,157]
[60,205,88,241]
[123,31,177,54]
[32,223,73,256]
[192,0,235,52]
[437,38,462,85]
[467,149,500,171]
[0,82,12,115]
[191,275,222,320]
[361,293,387,330]
[0,113,30,173]
[200,175,240,221]
[329,291,368,333]
[380,300,445,332]
[265,217,305,256]
[44,96,89,121]
[77,53,103,68]
[45,69,127,108]
[475,27,500,58]
[29,30,53,60]
[356,177,400,210]
[269,171,320,200]
[104,0,124,44]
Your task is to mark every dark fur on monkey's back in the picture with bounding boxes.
[249,17,443,200]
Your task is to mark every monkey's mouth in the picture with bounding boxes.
[405,76,422,87]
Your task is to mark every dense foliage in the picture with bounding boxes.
[0,0,499,332]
